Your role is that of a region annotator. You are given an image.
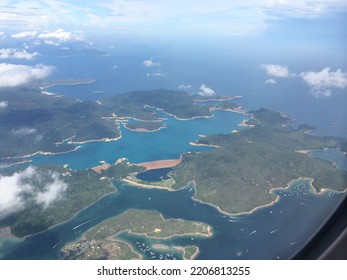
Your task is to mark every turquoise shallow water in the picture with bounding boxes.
[17,110,246,169]
[1,107,346,260]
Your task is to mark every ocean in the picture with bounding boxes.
[1,39,346,259]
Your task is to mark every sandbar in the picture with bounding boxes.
[122,178,171,190]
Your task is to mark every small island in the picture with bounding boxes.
[62,209,211,260]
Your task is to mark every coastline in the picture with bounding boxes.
[123,123,167,133]
[39,79,96,90]
[68,134,122,145]
[189,142,220,148]
[238,118,255,128]
[2,145,82,161]
[122,178,172,191]
[143,104,214,121]
[173,245,200,260]
[0,159,32,169]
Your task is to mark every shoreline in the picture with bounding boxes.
[39,79,96,90]
[193,95,242,102]
[173,245,200,260]
[209,106,248,116]
[189,142,220,148]
[238,118,255,128]
[123,124,167,133]
[143,104,214,121]
[2,146,82,161]
[104,111,167,123]
[122,178,172,191]
[0,159,32,169]
[295,149,312,155]
[68,134,122,145]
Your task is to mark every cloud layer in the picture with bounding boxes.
[38,29,84,42]
[0,167,67,218]
[199,84,216,96]
[1,1,346,35]
[0,101,8,108]
[0,63,53,88]
[0,48,39,60]
[299,68,347,97]
[10,29,85,46]
[143,59,160,67]
[265,78,277,84]
[261,64,289,78]
[262,64,347,97]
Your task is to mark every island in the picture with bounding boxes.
[62,209,211,260]
[169,108,347,214]
[0,160,142,237]
[1,87,346,254]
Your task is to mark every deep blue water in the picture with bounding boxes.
[34,41,347,138]
[136,168,172,182]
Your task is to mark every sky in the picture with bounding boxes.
[0,0,346,37]
[0,1,346,98]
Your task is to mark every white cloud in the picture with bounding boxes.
[11,127,37,135]
[178,84,193,90]
[0,63,53,88]
[199,84,216,96]
[11,31,38,39]
[0,48,39,60]
[1,1,347,35]
[265,78,277,84]
[38,29,84,42]
[146,72,165,77]
[112,65,118,70]
[0,101,8,108]
[35,172,67,209]
[0,167,67,218]
[43,40,60,46]
[261,64,290,78]
[143,59,160,67]
[300,67,347,97]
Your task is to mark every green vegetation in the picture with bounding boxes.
[171,108,347,214]
[102,89,212,120]
[61,209,210,260]
[183,246,199,260]
[84,209,211,240]
[0,88,120,159]
[0,88,219,161]
[101,160,145,179]
[0,161,140,237]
